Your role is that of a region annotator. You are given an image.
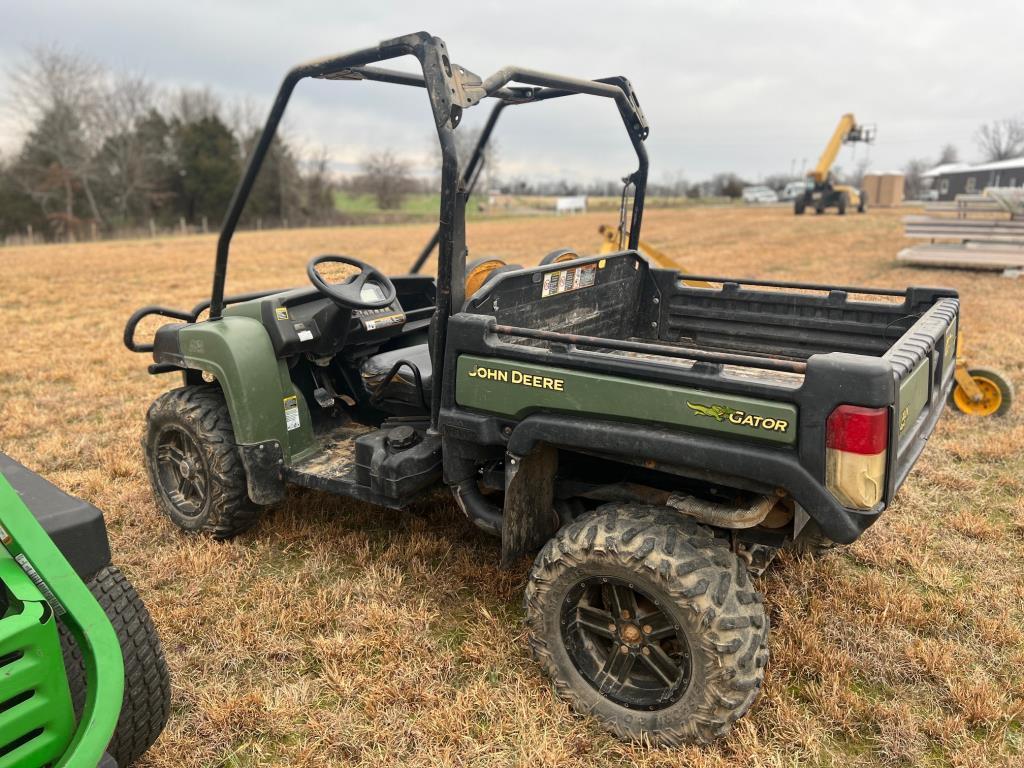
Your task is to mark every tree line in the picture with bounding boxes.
[4,45,1023,240]
[0,47,336,242]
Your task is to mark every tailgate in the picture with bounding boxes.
[883,297,959,493]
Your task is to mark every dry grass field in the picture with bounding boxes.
[2,206,1023,767]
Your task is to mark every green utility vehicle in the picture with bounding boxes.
[125,32,959,745]
[0,454,170,767]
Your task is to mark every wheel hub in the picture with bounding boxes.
[561,576,692,710]
[620,623,642,644]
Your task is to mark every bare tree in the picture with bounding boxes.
[299,146,337,221]
[228,97,265,156]
[7,45,107,234]
[94,72,163,223]
[352,149,414,210]
[166,87,222,124]
[903,157,931,200]
[937,143,959,165]
[429,127,500,191]
[975,118,1024,162]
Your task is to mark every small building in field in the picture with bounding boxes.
[555,195,587,214]
[922,157,1024,201]
[861,172,905,207]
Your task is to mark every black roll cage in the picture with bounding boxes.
[207,31,649,427]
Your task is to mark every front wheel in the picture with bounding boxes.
[60,566,171,767]
[144,385,265,538]
[836,192,848,215]
[525,503,768,746]
[949,367,1014,417]
[794,197,806,215]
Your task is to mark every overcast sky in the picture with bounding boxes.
[1,1,1020,184]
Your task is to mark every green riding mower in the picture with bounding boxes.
[125,32,959,745]
[0,454,170,767]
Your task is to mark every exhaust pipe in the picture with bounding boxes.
[665,491,779,529]
[573,482,780,529]
[452,479,503,536]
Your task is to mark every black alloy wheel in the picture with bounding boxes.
[154,425,209,518]
[561,576,691,710]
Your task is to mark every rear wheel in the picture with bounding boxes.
[949,367,1014,417]
[525,503,768,746]
[837,192,848,215]
[794,197,806,215]
[144,385,263,538]
[857,190,867,213]
[60,566,171,767]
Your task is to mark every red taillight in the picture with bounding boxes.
[826,405,888,455]
[825,405,889,510]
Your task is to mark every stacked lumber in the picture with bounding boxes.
[898,189,1024,273]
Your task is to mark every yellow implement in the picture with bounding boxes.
[949,333,1014,417]
[596,224,711,287]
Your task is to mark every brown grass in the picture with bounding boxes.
[2,207,1022,767]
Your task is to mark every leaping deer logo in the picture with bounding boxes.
[686,402,737,422]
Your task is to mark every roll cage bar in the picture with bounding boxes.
[208,31,649,426]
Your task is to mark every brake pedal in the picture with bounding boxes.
[314,387,335,408]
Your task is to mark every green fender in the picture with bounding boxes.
[0,474,123,768]
[177,317,316,461]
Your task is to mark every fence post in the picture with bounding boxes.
[91,221,98,241]
[257,216,263,231]
[179,217,187,236]
[149,218,157,238]
[202,215,208,234]
[26,224,33,245]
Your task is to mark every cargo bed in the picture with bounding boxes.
[441,251,959,544]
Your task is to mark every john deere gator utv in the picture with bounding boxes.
[125,32,960,745]
[0,454,170,767]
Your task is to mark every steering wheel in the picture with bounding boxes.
[306,254,397,310]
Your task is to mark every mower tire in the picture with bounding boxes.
[144,385,263,539]
[525,502,768,746]
[60,565,171,767]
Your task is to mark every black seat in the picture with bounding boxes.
[360,344,432,408]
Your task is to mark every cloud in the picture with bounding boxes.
[1,0,1019,180]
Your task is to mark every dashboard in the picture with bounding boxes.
[356,281,406,332]
[237,282,408,359]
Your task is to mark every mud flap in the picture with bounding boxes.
[501,443,559,567]
[238,441,286,505]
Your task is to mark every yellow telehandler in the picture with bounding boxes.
[794,114,874,215]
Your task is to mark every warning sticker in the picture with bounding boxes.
[541,263,597,298]
[275,307,290,320]
[363,313,405,331]
[283,395,301,431]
